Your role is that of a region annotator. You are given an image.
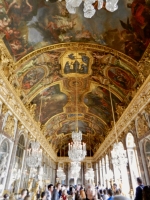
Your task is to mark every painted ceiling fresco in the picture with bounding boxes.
[10,44,140,154]
[1,0,150,61]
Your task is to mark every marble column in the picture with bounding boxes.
[81,162,84,185]
[102,158,106,187]
[99,160,103,186]
[96,163,99,186]
[105,155,110,188]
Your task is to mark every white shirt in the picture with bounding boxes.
[47,190,52,200]
[102,194,109,200]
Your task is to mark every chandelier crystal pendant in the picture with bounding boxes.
[45,0,119,18]
[57,167,66,181]
[111,142,128,167]
[26,141,42,168]
[68,131,86,162]
[70,162,81,185]
[70,161,81,173]
[85,167,94,182]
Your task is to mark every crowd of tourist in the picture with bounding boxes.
[3,177,150,200]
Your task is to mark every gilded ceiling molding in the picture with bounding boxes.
[14,42,137,68]
[137,43,150,82]
[93,73,150,161]
[0,71,57,161]
[0,40,15,79]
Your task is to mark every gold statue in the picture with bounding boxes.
[25,103,36,118]
[4,115,15,137]
[9,193,16,200]
[1,104,8,114]
[28,178,33,192]
[32,181,40,200]
[116,104,125,118]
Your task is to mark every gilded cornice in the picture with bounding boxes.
[58,157,93,163]
[93,73,150,161]
[13,42,137,68]
[0,71,57,161]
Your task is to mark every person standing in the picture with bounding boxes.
[18,189,27,200]
[41,192,47,200]
[52,183,61,200]
[112,183,118,196]
[134,177,144,200]
[113,189,130,200]
[102,189,109,200]
[107,189,113,200]
[80,187,86,200]
[47,184,54,200]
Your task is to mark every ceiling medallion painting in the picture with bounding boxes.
[1,0,150,61]
[10,43,141,153]
[61,51,93,76]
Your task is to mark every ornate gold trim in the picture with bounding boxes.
[93,73,150,161]
[0,70,57,161]
[14,43,137,68]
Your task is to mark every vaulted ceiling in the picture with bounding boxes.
[1,0,150,155]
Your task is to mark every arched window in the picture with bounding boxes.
[16,135,25,168]
[144,140,150,176]
[0,140,9,159]
[13,135,25,192]
[126,133,140,194]
[0,141,9,182]
[0,139,10,194]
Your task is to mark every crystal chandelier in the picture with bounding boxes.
[85,167,94,182]
[68,130,86,161]
[70,161,81,173]
[109,84,128,167]
[57,167,66,181]
[46,0,119,18]
[111,142,128,166]
[68,77,87,162]
[26,141,42,168]
[70,162,81,185]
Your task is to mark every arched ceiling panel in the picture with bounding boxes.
[10,43,140,153]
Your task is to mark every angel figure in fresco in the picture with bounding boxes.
[17,57,37,77]
[137,115,149,137]
[6,0,33,14]
[115,103,125,118]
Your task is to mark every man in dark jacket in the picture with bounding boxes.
[51,183,61,200]
[134,177,144,200]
